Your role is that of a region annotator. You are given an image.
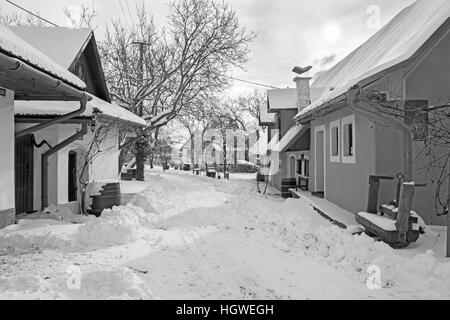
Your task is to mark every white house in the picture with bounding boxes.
[271,0,450,226]
[0,24,89,228]
[9,26,146,215]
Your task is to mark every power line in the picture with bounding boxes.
[220,74,280,89]
[6,0,60,27]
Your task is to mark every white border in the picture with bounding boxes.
[341,114,356,164]
[314,125,326,193]
[329,119,340,163]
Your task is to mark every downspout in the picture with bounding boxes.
[41,123,88,209]
[16,94,90,139]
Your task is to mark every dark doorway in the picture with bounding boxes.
[68,151,78,202]
[15,134,34,214]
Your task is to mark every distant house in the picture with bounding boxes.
[0,24,90,228]
[8,26,145,216]
[267,0,450,226]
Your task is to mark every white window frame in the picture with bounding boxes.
[329,119,340,163]
[314,125,326,193]
[341,115,356,164]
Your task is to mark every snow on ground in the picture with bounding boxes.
[0,169,449,300]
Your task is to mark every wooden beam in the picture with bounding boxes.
[396,183,415,243]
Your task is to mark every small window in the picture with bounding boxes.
[343,124,353,156]
[341,115,356,164]
[329,120,340,162]
[297,159,302,175]
[75,61,86,81]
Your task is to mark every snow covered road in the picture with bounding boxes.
[0,170,449,299]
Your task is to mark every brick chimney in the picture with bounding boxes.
[293,76,312,113]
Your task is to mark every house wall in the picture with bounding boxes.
[14,121,120,211]
[278,109,298,139]
[310,108,376,214]
[374,124,404,211]
[402,29,450,225]
[0,88,16,228]
[269,151,287,191]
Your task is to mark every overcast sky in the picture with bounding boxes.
[2,0,415,96]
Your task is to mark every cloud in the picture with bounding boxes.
[313,54,337,68]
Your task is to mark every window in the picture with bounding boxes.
[341,115,356,164]
[329,120,340,162]
[297,159,303,175]
[304,159,310,177]
[74,61,86,82]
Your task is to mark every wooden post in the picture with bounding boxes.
[396,182,415,243]
[367,176,381,214]
[403,129,413,182]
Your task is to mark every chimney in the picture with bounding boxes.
[294,76,312,113]
[292,66,312,113]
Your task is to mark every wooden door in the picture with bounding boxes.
[15,135,34,214]
[68,151,78,202]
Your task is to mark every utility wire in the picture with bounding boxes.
[220,74,280,89]
[6,0,60,27]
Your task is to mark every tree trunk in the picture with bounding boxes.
[135,139,147,181]
[190,133,195,168]
[223,133,227,178]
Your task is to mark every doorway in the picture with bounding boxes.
[68,151,78,202]
[315,127,325,194]
[15,134,34,214]
[289,156,296,178]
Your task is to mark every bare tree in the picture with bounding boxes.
[100,0,255,181]
[235,90,267,129]
[0,6,46,26]
[71,121,124,215]
[177,96,216,167]
[63,5,98,29]
[350,89,450,220]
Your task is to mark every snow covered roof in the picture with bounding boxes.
[9,26,92,69]
[294,0,450,122]
[0,24,86,89]
[15,93,146,127]
[259,102,277,125]
[272,124,309,153]
[268,88,297,111]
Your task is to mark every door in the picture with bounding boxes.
[315,128,325,192]
[289,156,296,178]
[68,151,78,202]
[15,135,34,214]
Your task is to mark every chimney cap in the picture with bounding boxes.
[292,66,312,75]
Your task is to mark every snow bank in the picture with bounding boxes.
[252,197,450,298]
[0,268,157,300]
[72,205,155,248]
[64,268,157,300]
[0,204,158,254]
[0,274,61,300]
